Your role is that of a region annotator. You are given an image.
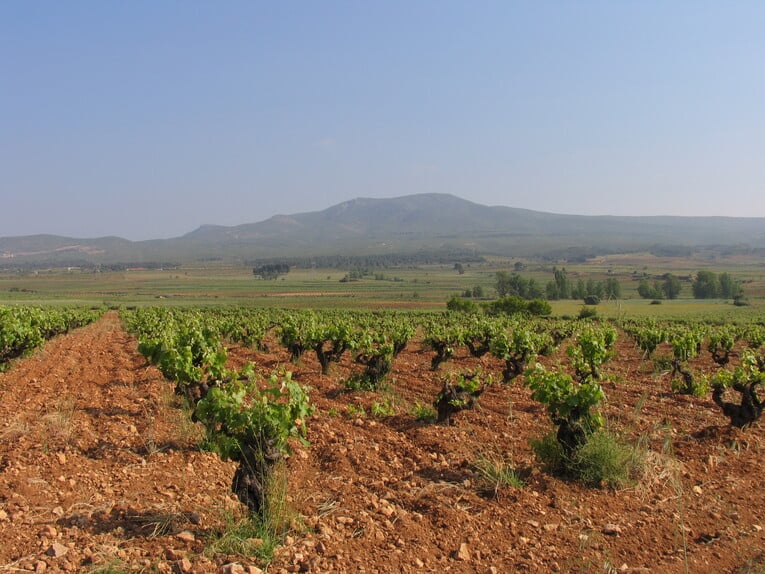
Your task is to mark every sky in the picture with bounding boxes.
[2,1,764,240]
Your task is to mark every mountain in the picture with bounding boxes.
[2,193,765,267]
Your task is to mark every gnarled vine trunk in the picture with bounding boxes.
[712,383,764,429]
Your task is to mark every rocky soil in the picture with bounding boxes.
[1,311,764,573]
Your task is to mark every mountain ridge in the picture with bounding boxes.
[2,193,764,266]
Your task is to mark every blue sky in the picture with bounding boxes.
[2,1,764,240]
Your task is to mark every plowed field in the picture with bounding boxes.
[1,312,764,573]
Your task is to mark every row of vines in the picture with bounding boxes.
[0,305,103,369]
[120,306,765,515]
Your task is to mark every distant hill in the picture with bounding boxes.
[2,193,765,267]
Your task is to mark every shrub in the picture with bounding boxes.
[371,398,396,418]
[578,306,599,320]
[530,432,565,474]
[446,296,478,313]
[473,453,524,497]
[570,429,640,488]
[531,429,641,489]
[410,401,437,423]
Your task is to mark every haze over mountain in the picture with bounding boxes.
[2,194,764,267]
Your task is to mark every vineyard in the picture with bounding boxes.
[1,305,765,573]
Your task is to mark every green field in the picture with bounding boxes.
[1,254,764,321]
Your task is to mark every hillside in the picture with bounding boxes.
[2,194,765,267]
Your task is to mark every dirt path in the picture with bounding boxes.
[1,314,764,573]
[0,312,237,573]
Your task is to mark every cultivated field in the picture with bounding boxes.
[1,305,765,573]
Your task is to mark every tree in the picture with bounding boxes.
[253,263,290,280]
[662,274,682,299]
[603,278,621,299]
[692,270,720,299]
[637,278,662,299]
[454,263,465,275]
[546,267,571,300]
[496,272,543,300]
[553,267,571,299]
[718,272,743,299]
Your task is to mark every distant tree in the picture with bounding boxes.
[662,274,682,299]
[571,279,586,300]
[585,278,605,300]
[253,263,290,280]
[496,272,542,299]
[718,272,743,299]
[603,278,622,299]
[692,270,720,299]
[546,267,571,300]
[553,267,571,299]
[472,285,485,298]
[638,278,663,299]
[484,296,551,316]
[513,261,526,272]
[454,263,465,275]
[447,295,478,313]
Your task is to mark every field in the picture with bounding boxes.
[1,253,764,316]
[1,255,765,572]
[1,302,765,573]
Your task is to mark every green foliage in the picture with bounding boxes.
[531,428,639,489]
[662,274,682,299]
[567,325,617,382]
[578,305,598,319]
[483,295,528,316]
[434,370,491,424]
[350,319,413,388]
[546,266,571,300]
[526,299,553,316]
[670,330,703,362]
[446,295,478,313]
[0,305,102,367]
[692,270,721,299]
[205,503,283,564]
[637,278,664,300]
[670,373,709,397]
[252,263,290,280]
[569,429,641,488]
[483,296,551,317]
[709,349,764,390]
[719,272,743,299]
[473,453,524,497]
[631,323,666,358]
[495,271,544,299]
[708,349,765,427]
[707,326,736,366]
[410,401,437,423]
[423,319,463,370]
[371,398,396,418]
[490,325,539,382]
[195,370,313,463]
[526,364,605,434]
[530,432,566,474]
[345,404,367,418]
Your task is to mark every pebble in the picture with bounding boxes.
[454,543,470,561]
[45,543,68,558]
[176,530,195,543]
